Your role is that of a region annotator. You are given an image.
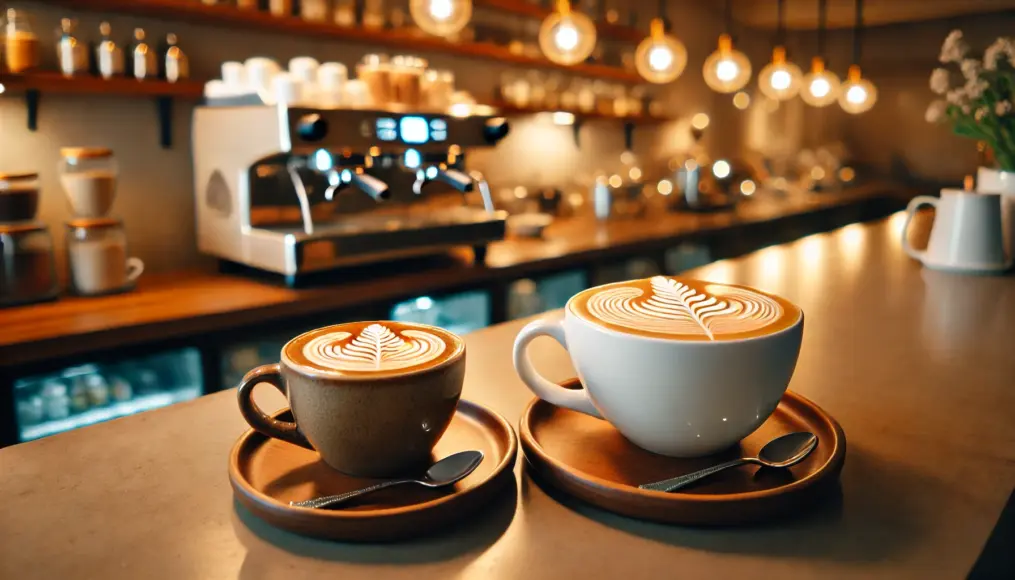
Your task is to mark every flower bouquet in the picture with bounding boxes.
[926,31,1015,171]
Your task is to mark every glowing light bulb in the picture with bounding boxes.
[539,1,597,65]
[800,57,840,107]
[429,0,452,19]
[771,70,791,90]
[554,23,579,51]
[703,34,752,93]
[758,47,803,101]
[635,20,687,84]
[648,46,673,71]
[838,65,877,114]
[716,59,738,81]
[410,0,471,36]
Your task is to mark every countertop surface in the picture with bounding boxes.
[0,186,898,367]
[3,211,1013,579]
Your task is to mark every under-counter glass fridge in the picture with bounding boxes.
[507,270,588,320]
[11,348,203,443]
[390,290,491,336]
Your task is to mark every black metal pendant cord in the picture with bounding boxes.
[725,0,734,35]
[817,0,827,58]
[852,0,864,64]
[656,0,668,29]
[776,0,786,46]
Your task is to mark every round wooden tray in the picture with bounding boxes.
[229,400,517,542]
[520,380,846,526]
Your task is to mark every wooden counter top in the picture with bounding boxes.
[1,213,1012,578]
[0,186,899,368]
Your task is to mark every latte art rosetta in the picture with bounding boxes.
[301,323,447,371]
[585,277,784,340]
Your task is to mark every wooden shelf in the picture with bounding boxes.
[1,72,205,98]
[492,102,671,124]
[0,72,204,147]
[36,0,643,82]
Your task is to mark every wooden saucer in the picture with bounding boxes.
[229,400,517,542]
[520,380,846,526]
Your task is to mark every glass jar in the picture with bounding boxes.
[422,69,455,110]
[333,0,357,26]
[58,148,119,218]
[269,0,294,17]
[0,222,59,307]
[301,0,329,21]
[390,55,425,107]
[363,0,386,29]
[357,54,393,107]
[4,8,39,73]
[65,218,144,296]
[0,172,40,222]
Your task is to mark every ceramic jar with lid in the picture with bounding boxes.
[4,8,39,74]
[0,172,40,223]
[0,222,59,307]
[59,147,118,218]
[65,218,144,296]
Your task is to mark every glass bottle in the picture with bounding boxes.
[333,0,356,26]
[4,8,39,74]
[95,22,124,79]
[129,28,157,80]
[363,0,386,29]
[56,18,87,77]
[161,33,189,83]
[301,0,329,21]
[270,0,294,17]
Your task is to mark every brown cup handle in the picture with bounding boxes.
[237,363,313,450]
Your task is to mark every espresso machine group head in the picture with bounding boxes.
[192,102,510,285]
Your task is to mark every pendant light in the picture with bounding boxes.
[703,0,752,93]
[410,0,472,36]
[838,0,877,113]
[800,0,840,107]
[758,0,802,101]
[635,1,687,84]
[539,0,597,66]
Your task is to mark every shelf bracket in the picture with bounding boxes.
[572,119,584,147]
[25,89,40,131]
[624,121,635,151]
[156,96,173,149]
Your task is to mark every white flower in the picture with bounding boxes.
[925,100,947,123]
[984,37,1014,71]
[960,59,981,81]
[930,68,950,94]
[975,106,988,121]
[946,88,967,106]
[997,101,1013,116]
[965,78,989,100]
[940,30,968,63]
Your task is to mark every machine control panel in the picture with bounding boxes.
[286,107,507,153]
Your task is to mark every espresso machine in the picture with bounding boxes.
[192,102,509,285]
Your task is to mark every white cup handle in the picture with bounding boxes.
[126,257,144,283]
[512,313,602,418]
[902,196,938,262]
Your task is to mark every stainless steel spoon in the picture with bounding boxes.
[638,432,818,493]
[290,450,484,510]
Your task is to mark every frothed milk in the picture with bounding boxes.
[61,170,117,217]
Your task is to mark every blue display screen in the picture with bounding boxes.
[399,116,430,144]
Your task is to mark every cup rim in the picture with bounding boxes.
[280,321,466,381]
[565,277,804,345]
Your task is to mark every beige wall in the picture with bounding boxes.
[779,11,1015,182]
[0,1,726,273]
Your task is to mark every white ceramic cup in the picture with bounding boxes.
[902,189,1012,272]
[220,61,246,94]
[244,57,281,96]
[512,281,804,457]
[976,167,1015,259]
[271,73,304,107]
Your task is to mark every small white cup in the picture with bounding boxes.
[244,57,281,96]
[343,79,369,108]
[221,61,246,94]
[204,80,231,99]
[902,189,1013,273]
[272,73,304,107]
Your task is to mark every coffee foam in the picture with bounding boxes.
[283,321,462,377]
[570,277,800,341]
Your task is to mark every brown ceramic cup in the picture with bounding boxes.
[237,321,466,477]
